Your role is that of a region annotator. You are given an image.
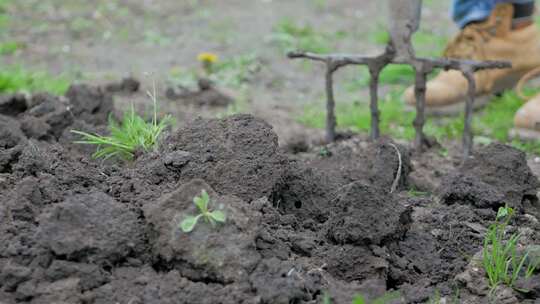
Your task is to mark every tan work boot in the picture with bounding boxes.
[403,3,540,115]
[512,67,540,139]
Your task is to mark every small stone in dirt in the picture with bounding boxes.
[325,181,412,246]
[37,192,143,264]
[162,150,191,169]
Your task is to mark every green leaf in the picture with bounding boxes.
[352,295,366,304]
[201,190,209,205]
[194,190,209,212]
[497,206,509,220]
[180,215,200,233]
[209,210,226,223]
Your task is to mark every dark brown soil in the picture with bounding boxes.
[1,86,540,304]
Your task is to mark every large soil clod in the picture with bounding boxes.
[439,143,540,212]
[157,114,287,202]
[143,179,261,284]
[37,192,144,265]
[325,181,411,246]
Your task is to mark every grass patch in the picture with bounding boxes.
[369,26,447,58]
[0,66,70,95]
[297,88,540,155]
[298,90,417,140]
[369,25,390,45]
[352,291,400,304]
[0,40,22,55]
[412,30,448,57]
[347,64,417,90]
[168,53,260,89]
[266,18,345,53]
[482,206,538,292]
[72,88,173,160]
[0,1,69,95]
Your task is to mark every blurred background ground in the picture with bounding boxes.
[5,0,537,152]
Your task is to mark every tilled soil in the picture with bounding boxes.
[1,85,540,304]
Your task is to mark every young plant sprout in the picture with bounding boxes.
[482,205,538,292]
[180,190,226,233]
[71,83,173,160]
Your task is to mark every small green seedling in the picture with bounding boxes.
[352,291,400,304]
[482,205,538,292]
[180,190,226,233]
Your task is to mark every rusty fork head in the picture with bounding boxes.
[288,0,511,162]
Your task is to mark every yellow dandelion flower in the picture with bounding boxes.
[197,52,218,64]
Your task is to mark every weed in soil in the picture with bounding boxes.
[352,291,401,304]
[482,206,537,292]
[180,189,226,233]
[72,86,173,160]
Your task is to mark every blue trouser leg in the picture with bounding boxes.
[452,0,535,28]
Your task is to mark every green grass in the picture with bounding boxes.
[168,53,260,89]
[322,291,400,304]
[369,26,447,58]
[298,90,417,140]
[0,0,69,95]
[412,31,448,57]
[352,291,400,304]
[298,87,540,155]
[0,40,22,55]
[72,89,173,160]
[0,66,70,95]
[482,206,538,292]
[346,65,417,91]
[266,18,346,53]
[369,26,390,45]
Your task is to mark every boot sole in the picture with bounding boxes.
[403,71,523,116]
